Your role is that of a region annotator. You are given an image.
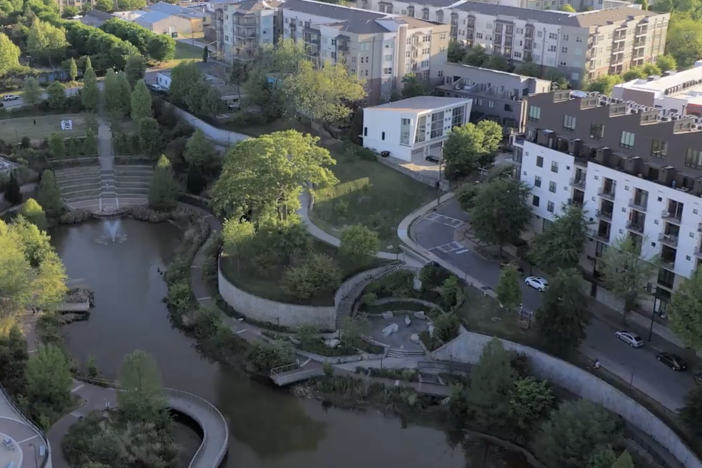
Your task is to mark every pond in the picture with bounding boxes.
[51,218,534,468]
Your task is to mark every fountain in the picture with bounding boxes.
[95,218,128,245]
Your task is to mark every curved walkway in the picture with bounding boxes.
[0,389,50,468]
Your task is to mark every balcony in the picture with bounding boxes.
[659,233,679,247]
[629,197,647,212]
[635,27,648,36]
[596,209,613,221]
[613,32,626,41]
[661,209,682,224]
[570,177,586,188]
[626,222,644,234]
[633,40,646,48]
[660,257,676,271]
[598,187,616,201]
[590,228,611,243]
[695,247,702,260]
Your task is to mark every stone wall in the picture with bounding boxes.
[218,268,336,330]
[333,265,395,307]
[375,155,450,191]
[432,332,701,468]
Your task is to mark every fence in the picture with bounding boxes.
[0,383,51,468]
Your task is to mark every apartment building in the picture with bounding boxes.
[612,62,702,117]
[361,0,631,12]
[514,90,702,314]
[437,62,552,132]
[218,0,280,61]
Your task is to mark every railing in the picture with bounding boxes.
[629,197,648,211]
[659,233,679,247]
[0,382,50,468]
[270,363,300,376]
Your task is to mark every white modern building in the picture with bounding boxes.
[362,96,472,161]
[612,61,702,117]
[514,89,702,314]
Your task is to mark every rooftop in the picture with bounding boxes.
[367,96,471,113]
[394,0,468,7]
[614,62,702,97]
[279,0,385,21]
[454,2,665,27]
[147,2,207,17]
[85,9,113,20]
[136,10,173,23]
[230,0,280,11]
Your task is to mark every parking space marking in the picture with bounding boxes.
[455,249,469,254]
[432,241,464,253]
[423,213,465,229]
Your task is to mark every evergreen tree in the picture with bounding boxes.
[46,81,66,110]
[611,451,634,468]
[20,198,47,230]
[529,204,589,274]
[182,129,217,173]
[116,72,132,116]
[4,172,22,205]
[0,33,21,77]
[496,264,521,312]
[148,155,180,211]
[48,133,65,159]
[68,57,78,82]
[103,69,122,114]
[81,57,100,111]
[124,55,146,87]
[202,45,209,62]
[130,79,152,122]
[36,170,64,218]
[138,117,162,157]
[83,128,98,156]
[22,77,42,106]
[25,344,73,420]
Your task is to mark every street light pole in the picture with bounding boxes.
[647,310,656,342]
[436,158,444,205]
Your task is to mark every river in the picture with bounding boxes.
[51,218,532,468]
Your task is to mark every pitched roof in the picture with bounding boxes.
[232,0,280,12]
[135,10,172,24]
[279,0,385,21]
[85,9,113,20]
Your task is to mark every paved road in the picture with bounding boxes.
[2,88,81,110]
[413,198,697,411]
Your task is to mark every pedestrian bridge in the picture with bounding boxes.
[75,378,228,468]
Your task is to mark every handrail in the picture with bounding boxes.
[73,376,228,468]
[270,362,299,376]
[0,382,51,468]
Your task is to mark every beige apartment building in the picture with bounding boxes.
[213,0,450,104]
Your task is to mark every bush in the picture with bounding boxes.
[367,270,415,298]
[419,263,451,292]
[433,313,460,343]
[245,341,295,373]
[281,253,342,300]
[58,209,93,225]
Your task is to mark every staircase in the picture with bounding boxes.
[336,263,402,329]
[114,165,153,208]
[386,348,426,359]
[99,168,119,213]
[54,166,102,211]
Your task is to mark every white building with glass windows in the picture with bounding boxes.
[361,96,472,162]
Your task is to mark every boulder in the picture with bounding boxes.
[413,311,427,320]
[428,325,435,337]
[288,336,301,345]
[410,333,420,344]
[325,338,341,348]
[382,323,399,337]
[381,311,394,320]
[404,315,411,326]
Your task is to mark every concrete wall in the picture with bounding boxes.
[432,332,702,468]
[172,107,249,146]
[218,268,337,330]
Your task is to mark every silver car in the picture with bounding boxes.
[615,331,644,348]
[524,276,548,292]
[2,95,19,101]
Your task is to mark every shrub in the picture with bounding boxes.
[419,263,451,292]
[245,341,294,373]
[281,253,342,300]
[433,313,460,343]
[367,270,415,298]
[323,361,334,377]
[59,209,93,225]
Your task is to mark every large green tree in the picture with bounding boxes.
[665,17,702,69]
[20,198,47,231]
[124,55,146,87]
[68,57,78,82]
[25,344,73,421]
[148,155,180,211]
[183,129,218,174]
[221,218,255,276]
[46,81,66,110]
[535,268,590,356]
[496,264,521,312]
[587,75,624,95]
[443,121,502,179]
[656,54,677,72]
[4,172,21,206]
[599,235,659,320]
[81,57,100,111]
[528,204,589,273]
[470,178,532,255]
[509,376,554,434]
[283,60,366,126]
[27,18,67,66]
[681,386,702,439]
[669,267,702,351]
[534,400,621,468]
[48,133,65,158]
[130,79,152,122]
[339,224,379,271]
[22,77,42,106]
[0,33,21,77]
[116,72,132,116]
[0,220,34,316]
[138,117,161,157]
[36,170,64,218]
[401,73,428,98]
[117,350,169,423]
[169,61,202,104]
[211,131,338,221]
[103,69,131,116]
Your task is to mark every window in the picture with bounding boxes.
[576,36,582,42]
[535,176,542,187]
[685,148,702,169]
[548,45,556,52]
[528,106,541,121]
[415,115,426,143]
[651,139,667,158]
[400,118,410,145]
[365,70,368,76]
[562,34,569,41]
[381,131,385,140]
[422,48,430,55]
[476,32,483,39]
[514,51,522,58]
[364,127,367,136]
[438,70,444,77]
[384,54,393,61]
[504,103,513,111]
[225,35,229,41]
[451,105,464,127]
[488,100,495,108]
[549,181,556,193]
[551,161,559,173]
[423,35,431,42]
[440,33,446,40]
[537,31,543,38]
[536,156,544,168]
[658,268,675,289]
[383,67,392,75]
[430,112,443,138]
[421,60,429,68]
[532,195,540,207]
[620,131,635,149]
[563,115,576,131]
[561,46,568,53]
[548,32,557,40]
[547,201,555,213]
[516,28,524,34]
[590,122,604,139]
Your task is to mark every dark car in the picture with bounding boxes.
[656,352,687,371]
[425,155,441,164]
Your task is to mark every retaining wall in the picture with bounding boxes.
[218,267,336,330]
[431,332,702,468]
[333,265,394,307]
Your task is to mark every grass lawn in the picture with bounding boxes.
[310,144,436,253]
[0,113,86,143]
[220,239,390,306]
[157,42,203,68]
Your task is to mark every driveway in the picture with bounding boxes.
[412,197,697,411]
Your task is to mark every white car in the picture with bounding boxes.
[524,276,548,292]
[2,95,20,102]
[615,331,644,348]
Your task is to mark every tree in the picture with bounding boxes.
[447,40,466,63]
[535,268,590,355]
[168,61,202,104]
[587,75,624,95]
[117,350,169,423]
[81,57,100,111]
[443,121,502,179]
[486,55,510,71]
[587,446,618,468]
[559,3,576,10]
[202,45,209,62]
[456,183,480,211]
[401,73,427,98]
[116,72,132,115]
[281,253,342,300]
[4,172,21,205]
[139,117,161,157]
[148,155,180,211]
[470,178,532,255]
[466,338,516,431]
[534,400,621,468]
[642,63,662,76]
[83,128,98,156]
[339,315,363,349]
[433,312,461,342]
[656,54,677,72]
[681,386,702,439]
[68,57,78,82]
[528,204,589,273]
[283,60,366,126]
[599,235,659,320]
[183,129,218,174]
[612,451,634,468]
[146,34,176,62]
[211,131,338,220]
[634,0,649,8]
[20,198,47,230]
[25,344,73,417]
[22,77,42,106]
[103,69,128,115]
[46,81,66,110]
[496,264,521,311]
[10,216,53,268]
[668,267,702,351]
[95,0,113,11]
[0,220,34,316]
[48,133,65,158]
[36,170,64,218]
[0,33,21,77]
[463,44,488,67]
[230,60,249,105]
[27,19,67,66]
[339,224,379,271]
[665,17,702,69]
[131,79,152,122]
[222,218,255,276]
[509,376,554,433]
[515,62,541,78]
[124,55,146,87]
[622,66,647,81]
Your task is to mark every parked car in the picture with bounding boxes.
[500,261,524,274]
[524,276,548,292]
[2,95,19,101]
[148,84,167,94]
[614,331,644,348]
[425,155,441,163]
[656,352,687,371]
